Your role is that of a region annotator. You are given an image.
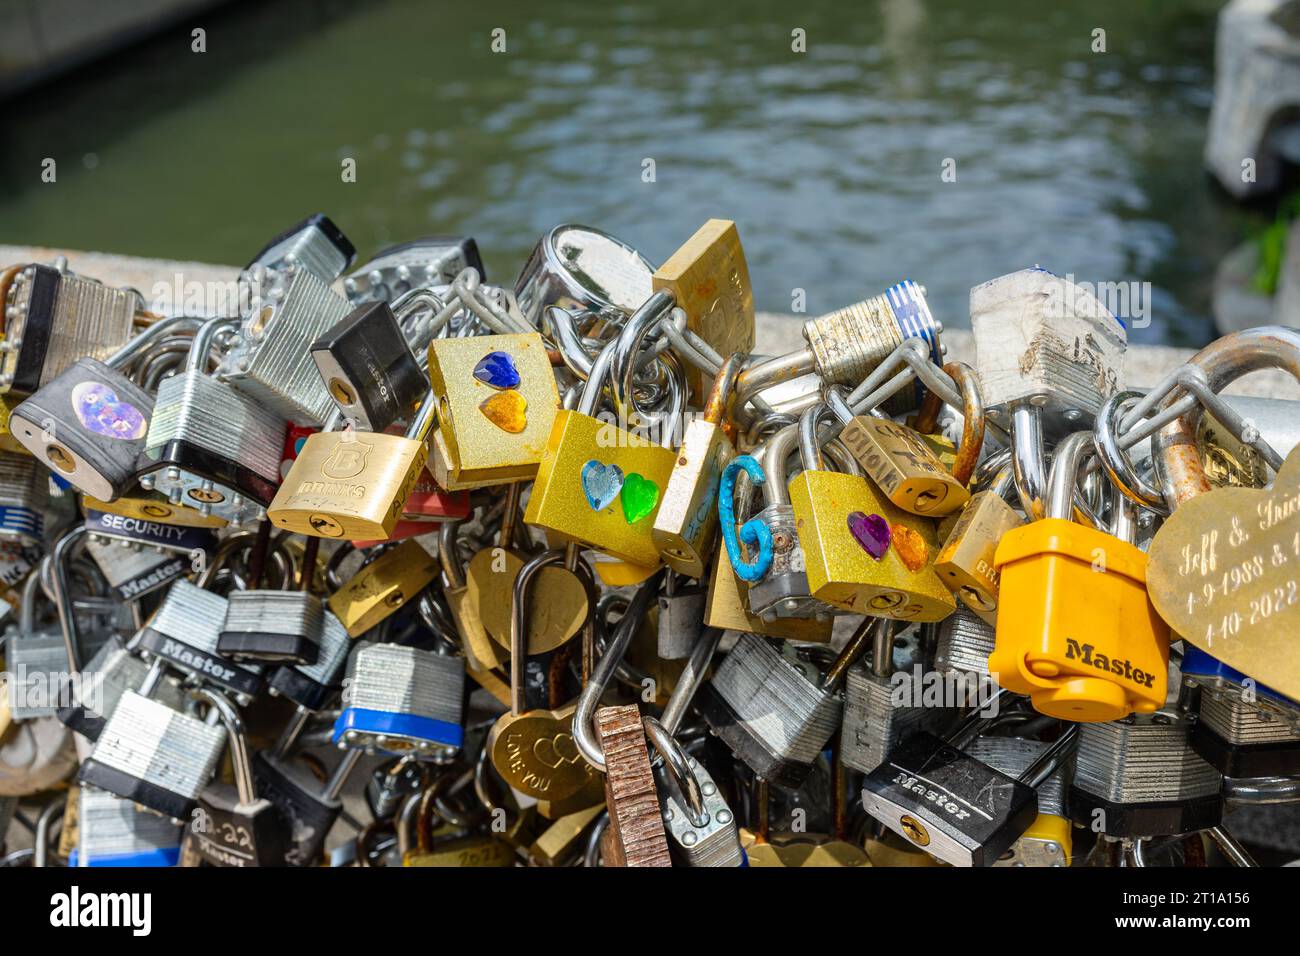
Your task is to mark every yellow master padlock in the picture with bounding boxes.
[524,293,679,567]
[989,431,1168,722]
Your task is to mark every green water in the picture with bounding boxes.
[0,0,1262,345]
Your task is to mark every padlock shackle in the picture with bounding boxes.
[185,315,240,373]
[545,305,599,381]
[1044,431,1094,521]
[438,521,466,588]
[49,524,87,673]
[570,566,663,770]
[762,424,799,505]
[404,387,439,443]
[947,687,1013,749]
[1017,724,1078,789]
[913,361,986,487]
[642,715,708,828]
[660,626,724,736]
[509,548,600,717]
[193,687,252,805]
[822,616,878,690]
[19,565,41,634]
[734,347,817,411]
[101,313,203,372]
[1011,405,1048,520]
[1094,390,1169,515]
[1155,327,1300,509]
[702,352,746,426]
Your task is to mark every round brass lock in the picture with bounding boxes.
[899,814,930,847]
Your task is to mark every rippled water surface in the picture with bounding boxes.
[0,0,1257,345]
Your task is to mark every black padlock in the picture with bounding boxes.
[187,689,288,867]
[861,693,1078,867]
[251,748,361,867]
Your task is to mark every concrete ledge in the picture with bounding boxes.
[4,243,1299,400]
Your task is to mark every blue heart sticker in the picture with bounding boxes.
[581,460,624,511]
[473,351,521,390]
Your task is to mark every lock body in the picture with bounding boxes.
[57,635,184,741]
[326,539,438,636]
[246,213,355,282]
[525,409,676,566]
[9,358,151,502]
[344,236,484,304]
[189,785,289,868]
[934,491,1023,624]
[73,788,183,867]
[837,416,968,516]
[269,431,428,540]
[651,417,734,577]
[839,665,953,774]
[311,300,425,432]
[860,731,1038,867]
[333,642,465,758]
[218,590,324,664]
[787,470,955,621]
[990,517,1168,721]
[427,332,560,487]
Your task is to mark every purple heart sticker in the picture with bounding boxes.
[848,511,891,560]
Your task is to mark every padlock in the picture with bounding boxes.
[85,535,189,603]
[656,571,707,660]
[1068,679,1223,839]
[245,213,355,283]
[861,697,1079,867]
[488,549,600,802]
[57,634,183,742]
[222,264,351,426]
[513,224,654,326]
[268,391,438,541]
[426,331,561,489]
[644,717,744,867]
[839,620,957,774]
[71,787,182,867]
[79,688,227,820]
[1181,645,1300,778]
[694,621,873,789]
[786,405,955,621]
[82,503,219,563]
[704,539,832,642]
[394,467,471,526]
[333,641,465,759]
[827,387,970,518]
[524,295,680,566]
[0,262,137,395]
[965,735,1072,867]
[186,688,288,867]
[934,605,999,685]
[251,749,362,866]
[267,609,352,712]
[990,431,1169,721]
[0,453,47,546]
[933,490,1024,625]
[797,280,942,399]
[311,290,441,432]
[436,522,503,672]
[650,219,755,399]
[326,538,439,637]
[344,236,485,305]
[466,483,588,657]
[218,534,324,664]
[140,318,288,524]
[652,353,744,577]
[5,574,75,721]
[134,579,264,704]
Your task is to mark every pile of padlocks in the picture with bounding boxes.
[0,215,1296,868]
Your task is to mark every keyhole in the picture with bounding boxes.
[45,444,75,473]
[899,814,930,847]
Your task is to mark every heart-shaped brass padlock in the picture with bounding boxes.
[488,704,595,802]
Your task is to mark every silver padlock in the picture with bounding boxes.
[840,621,956,775]
[141,317,287,525]
[245,213,356,284]
[696,622,872,790]
[85,536,188,603]
[0,262,137,395]
[644,717,744,867]
[5,575,73,721]
[268,609,351,712]
[58,634,183,741]
[218,590,323,666]
[343,236,485,305]
[657,571,706,660]
[513,224,654,326]
[73,786,183,867]
[0,453,48,545]
[134,579,263,704]
[223,265,352,426]
[934,606,999,685]
[333,641,465,760]
[79,689,227,821]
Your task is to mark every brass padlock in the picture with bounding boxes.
[651,219,755,401]
[327,539,439,637]
[787,403,954,621]
[523,295,679,567]
[268,390,437,540]
[934,490,1024,625]
[828,386,971,518]
[426,332,561,488]
[652,353,743,577]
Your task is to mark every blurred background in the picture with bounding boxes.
[0,0,1297,346]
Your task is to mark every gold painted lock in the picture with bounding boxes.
[787,404,955,621]
[327,538,439,637]
[651,219,755,401]
[652,353,744,577]
[523,297,678,567]
[0,393,30,456]
[934,490,1024,626]
[426,332,560,488]
[268,391,437,540]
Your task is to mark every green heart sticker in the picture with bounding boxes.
[620,472,660,524]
